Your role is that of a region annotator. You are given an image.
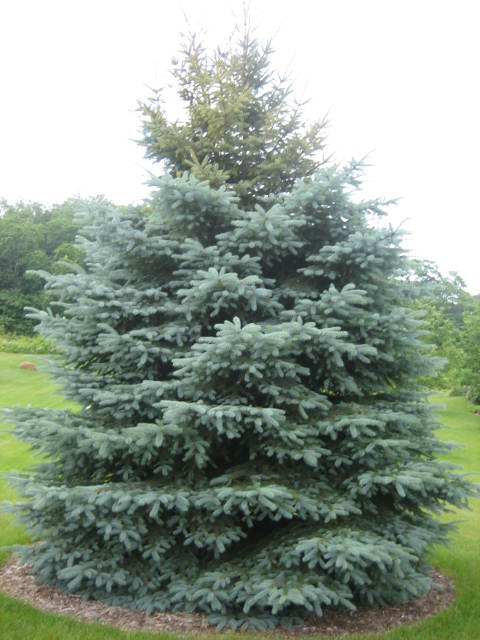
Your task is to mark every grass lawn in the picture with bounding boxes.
[0,352,478,639]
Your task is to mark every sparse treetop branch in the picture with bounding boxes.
[138,23,327,207]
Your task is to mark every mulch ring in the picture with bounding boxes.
[0,556,455,637]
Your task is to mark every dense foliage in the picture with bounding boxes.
[406,261,475,392]
[0,331,54,355]
[138,25,327,208]
[460,299,480,402]
[0,200,84,334]
[7,164,474,630]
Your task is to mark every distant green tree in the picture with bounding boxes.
[0,199,85,334]
[139,22,327,207]
[406,260,472,389]
[408,260,472,323]
[459,299,480,402]
[0,291,44,334]
[51,242,86,275]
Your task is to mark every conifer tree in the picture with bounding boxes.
[138,21,327,207]
[8,163,474,630]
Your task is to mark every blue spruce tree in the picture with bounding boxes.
[7,27,474,632]
[7,165,473,630]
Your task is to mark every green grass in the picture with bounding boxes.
[0,353,72,564]
[0,353,478,639]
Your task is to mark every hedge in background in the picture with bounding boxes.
[0,331,54,355]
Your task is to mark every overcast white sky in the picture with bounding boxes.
[1,0,479,291]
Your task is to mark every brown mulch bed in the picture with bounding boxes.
[0,556,455,637]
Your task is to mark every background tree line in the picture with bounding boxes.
[0,198,88,334]
[407,260,480,399]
